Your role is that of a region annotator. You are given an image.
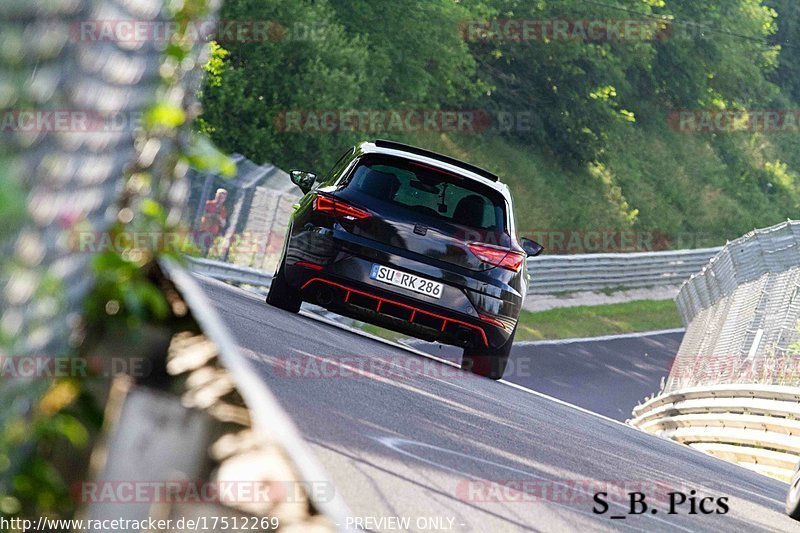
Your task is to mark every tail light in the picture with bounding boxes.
[467,242,526,271]
[313,195,371,220]
[296,261,324,271]
[479,314,507,329]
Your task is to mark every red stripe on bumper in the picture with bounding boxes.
[300,277,489,346]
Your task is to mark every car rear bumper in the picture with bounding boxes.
[282,231,521,349]
[300,275,495,347]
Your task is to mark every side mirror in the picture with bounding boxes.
[520,238,544,257]
[290,170,317,193]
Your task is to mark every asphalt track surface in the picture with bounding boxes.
[200,277,795,533]
[405,331,683,422]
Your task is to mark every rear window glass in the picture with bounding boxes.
[343,155,507,232]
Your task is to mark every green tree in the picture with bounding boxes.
[765,0,800,103]
[462,0,656,163]
[646,0,778,109]
[200,0,485,171]
[462,0,779,163]
[326,0,486,106]
[199,0,374,171]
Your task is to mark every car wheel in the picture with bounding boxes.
[786,465,800,520]
[461,326,515,380]
[266,261,302,313]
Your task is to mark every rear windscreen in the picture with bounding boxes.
[343,155,507,232]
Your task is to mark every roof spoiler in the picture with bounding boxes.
[374,139,499,182]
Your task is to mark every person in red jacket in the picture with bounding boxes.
[198,188,228,254]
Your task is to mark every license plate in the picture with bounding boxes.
[369,264,443,299]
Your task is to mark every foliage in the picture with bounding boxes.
[765,0,800,103]
[1,0,233,522]
[326,0,486,107]
[199,0,799,245]
[0,171,26,244]
[199,0,372,170]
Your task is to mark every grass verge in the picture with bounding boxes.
[515,299,682,341]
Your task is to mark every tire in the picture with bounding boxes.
[786,465,800,520]
[266,261,302,313]
[461,326,515,380]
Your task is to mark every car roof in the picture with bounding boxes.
[356,140,511,198]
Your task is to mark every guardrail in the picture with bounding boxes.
[663,221,800,393]
[162,259,352,529]
[192,250,800,482]
[186,256,274,287]
[630,384,800,480]
[675,220,800,324]
[629,221,800,481]
[188,247,722,295]
[526,247,720,294]
[0,1,349,526]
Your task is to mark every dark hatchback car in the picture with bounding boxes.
[267,140,543,379]
[788,462,800,520]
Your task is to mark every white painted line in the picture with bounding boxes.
[514,328,685,346]
[200,272,684,348]
[499,379,787,484]
[308,313,771,483]
[300,306,646,431]
[203,276,783,487]
[213,280,661,433]
[297,309,792,486]
[498,379,631,428]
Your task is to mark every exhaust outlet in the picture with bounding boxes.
[316,286,335,307]
[455,329,472,347]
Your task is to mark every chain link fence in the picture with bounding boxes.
[1,0,197,495]
[2,0,153,357]
[187,155,301,273]
[189,158,725,295]
[0,0,155,388]
[665,220,800,392]
[0,1,344,527]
